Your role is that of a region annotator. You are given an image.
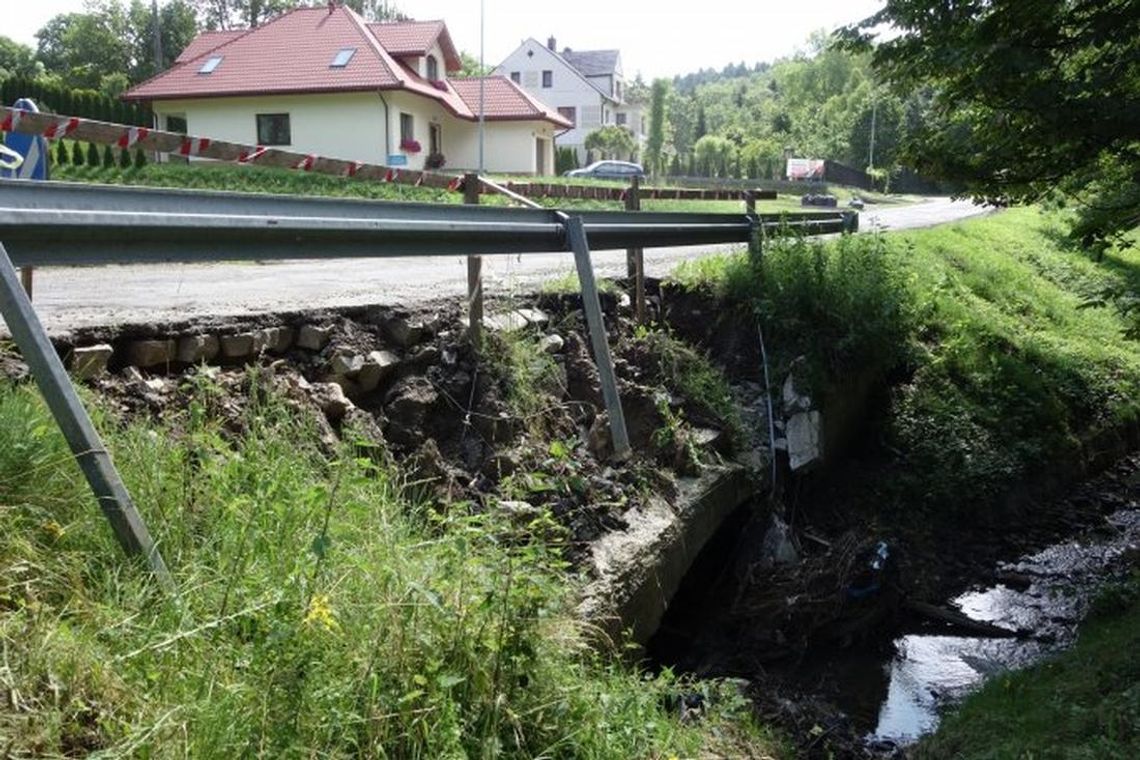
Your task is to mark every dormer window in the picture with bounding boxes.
[426,55,439,81]
[199,56,223,74]
[330,48,356,68]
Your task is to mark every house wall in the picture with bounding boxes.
[494,39,613,163]
[153,89,554,174]
[153,92,390,164]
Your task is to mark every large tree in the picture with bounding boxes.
[645,79,667,176]
[841,0,1140,250]
[0,36,42,79]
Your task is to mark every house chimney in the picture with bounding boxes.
[547,36,556,51]
[328,1,337,15]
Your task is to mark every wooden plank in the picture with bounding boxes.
[625,176,646,323]
[464,172,483,344]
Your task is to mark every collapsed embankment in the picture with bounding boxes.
[2,206,1138,757]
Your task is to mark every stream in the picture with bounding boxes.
[649,460,1140,753]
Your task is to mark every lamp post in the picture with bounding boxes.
[478,0,485,174]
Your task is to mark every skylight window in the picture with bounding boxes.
[198,56,223,74]
[330,48,357,68]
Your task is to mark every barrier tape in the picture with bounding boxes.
[0,106,772,204]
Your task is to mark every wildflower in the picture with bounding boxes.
[303,593,340,633]
[42,520,65,540]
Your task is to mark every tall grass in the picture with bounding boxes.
[0,373,780,757]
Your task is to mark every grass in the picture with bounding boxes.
[0,371,784,757]
[671,207,1140,516]
[915,572,1140,759]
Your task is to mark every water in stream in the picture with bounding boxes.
[650,489,1140,751]
[860,507,1140,743]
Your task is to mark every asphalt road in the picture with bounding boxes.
[14,196,989,334]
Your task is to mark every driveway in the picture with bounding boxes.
[13,196,989,334]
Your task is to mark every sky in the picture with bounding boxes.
[4,1,886,80]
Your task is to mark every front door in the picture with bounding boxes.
[535,138,547,175]
[429,123,442,156]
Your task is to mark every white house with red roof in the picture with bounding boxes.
[123,4,570,174]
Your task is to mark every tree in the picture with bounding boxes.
[645,79,668,176]
[456,51,490,77]
[129,0,199,81]
[694,135,735,178]
[841,0,1140,250]
[0,36,42,79]
[584,126,636,161]
[35,6,133,90]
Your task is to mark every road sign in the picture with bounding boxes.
[0,98,49,181]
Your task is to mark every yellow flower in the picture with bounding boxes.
[303,594,340,633]
[42,520,65,540]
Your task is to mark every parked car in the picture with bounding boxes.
[848,196,866,210]
[801,193,838,207]
[565,160,646,180]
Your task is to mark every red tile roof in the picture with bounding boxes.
[124,6,569,128]
[174,30,246,64]
[368,20,461,71]
[451,77,572,128]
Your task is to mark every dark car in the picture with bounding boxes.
[565,160,646,180]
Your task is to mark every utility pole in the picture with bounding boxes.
[151,0,163,72]
[478,0,485,174]
[868,93,877,170]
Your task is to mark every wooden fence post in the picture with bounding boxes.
[464,172,483,344]
[19,266,33,299]
[625,176,646,323]
[745,190,762,261]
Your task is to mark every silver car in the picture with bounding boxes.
[565,160,646,180]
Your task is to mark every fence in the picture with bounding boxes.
[0,110,856,590]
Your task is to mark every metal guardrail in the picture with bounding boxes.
[0,179,854,266]
[0,176,856,589]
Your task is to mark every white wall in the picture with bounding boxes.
[494,40,610,161]
[154,89,554,174]
[155,92,389,164]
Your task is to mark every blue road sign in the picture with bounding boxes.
[1,98,50,181]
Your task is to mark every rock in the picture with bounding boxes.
[408,345,440,369]
[496,499,542,523]
[341,407,386,448]
[176,334,220,364]
[310,381,353,421]
[383,377,440,447]
[786,410,822,471]
[564,333,603,414]
[515,307,549,327]
[691,427,724,450]
[356,350,399,392]
[781,357,813,414]
[121,366,145,384]
[330,351,365,377]
[587,413,612,460]
[384,316,428,347]
[760,514,800,566]
[297,324,332,351]
[144,378,169,393]
[125,339,175,369]
[262,326,294,353]
[539,333,565,354]
[221,332,257,359]
[70,344,113,379]
[618,293,632,310]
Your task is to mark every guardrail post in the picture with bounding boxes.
[0,242,173,591]
[464,172,483,344]
[560,214,631,461]
[625,176,646,323]
[745,190,762,260]
[842,210,859,234]
[19,266,32,299]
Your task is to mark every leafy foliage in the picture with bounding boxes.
[842,0,1140,252]
[583,125,637,162]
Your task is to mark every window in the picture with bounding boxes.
[510,71,520,83]
[330,48,356,68]
[542,70,552,88]
[256,113,290,146]
[166,114,188,134]
[426,55,439,80]
[198,56,223,75]
[615,112,627,126]
[557,106,576,126]
[400,112,414,143]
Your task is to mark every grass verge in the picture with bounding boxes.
[0,373,783,757]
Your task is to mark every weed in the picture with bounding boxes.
[539,269,621,296]
[0,375,784,756]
